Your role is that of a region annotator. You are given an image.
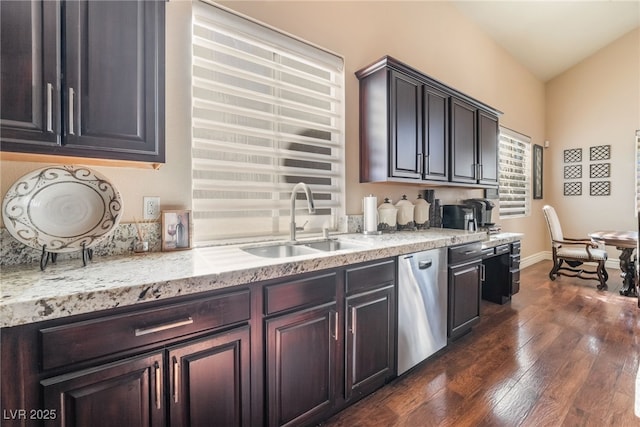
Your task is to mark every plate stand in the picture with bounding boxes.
[40,244,94,271]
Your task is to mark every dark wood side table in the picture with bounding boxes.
[589,230,638,297]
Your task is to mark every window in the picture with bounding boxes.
[191,2,345,244]
[498,128,531,218]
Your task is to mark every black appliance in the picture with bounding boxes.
[442,205,473,230]
[463,198,495,226]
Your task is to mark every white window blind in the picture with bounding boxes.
[191,2,345,244]
[498,128,531,218]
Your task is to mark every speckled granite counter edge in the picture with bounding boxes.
[1,231,523,328]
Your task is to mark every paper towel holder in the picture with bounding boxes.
[362,194,382,235]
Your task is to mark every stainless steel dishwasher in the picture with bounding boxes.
[397,247,448,375]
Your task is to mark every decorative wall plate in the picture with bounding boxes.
[2,165,123,253]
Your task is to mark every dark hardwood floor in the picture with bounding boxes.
[323,260,640,426]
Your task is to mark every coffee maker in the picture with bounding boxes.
[442,205,474,230]
[463,199,495,226]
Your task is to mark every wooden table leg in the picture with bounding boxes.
[617,246,637,297]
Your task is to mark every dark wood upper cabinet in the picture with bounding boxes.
[356,56,500,188]
[389,71,422,180]
[450,97,478,184]
[0,0,60,146]
[0,0,165,163]
[478,110,500,186]
[423,84,449,181]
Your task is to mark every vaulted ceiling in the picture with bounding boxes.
[452,0,640,82]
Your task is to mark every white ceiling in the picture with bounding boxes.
[452,0,640,82]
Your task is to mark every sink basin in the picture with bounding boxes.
[241,243,319,258]
[241,239,366,258]
[302,239,364,252]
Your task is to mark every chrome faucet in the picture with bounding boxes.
[290,182,315,242]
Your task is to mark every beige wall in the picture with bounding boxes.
[1,1,550,260]
[546,28,640,256]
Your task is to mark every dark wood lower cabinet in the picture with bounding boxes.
[168,327,251,427]
[2,260,398,427]
[39,326,251,427]
[482,241,522,305]
[265,303,338,427]
[448,259,482,340]
[345,285,395,402]
[41,352,165,427]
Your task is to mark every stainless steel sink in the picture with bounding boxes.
[301,239,364,252]
[241,239,365,258]
[241,243,319,258]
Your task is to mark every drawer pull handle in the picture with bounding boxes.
[68,87,75,135]
[46,83,53,132]
[350,307,357,335]
[173,356,180,404]
[135,317,194,336]
[154,361,161,409]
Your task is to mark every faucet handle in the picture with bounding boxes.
[323,227,330,239]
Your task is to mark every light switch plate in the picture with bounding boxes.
[143,196,160,220]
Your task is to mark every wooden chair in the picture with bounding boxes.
[542,205,608,289]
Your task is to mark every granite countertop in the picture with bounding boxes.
[1,230,523,328]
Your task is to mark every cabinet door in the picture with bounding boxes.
[41,352,165,427]
[423,85,449,181]
[0,0,60,147]
[478,110,499,186]
[266,303,338,427]
[345,285,395,402]
[448,260,481,339]
[168,326,251,427]
[450,98,478,184]
[62,0,164,162]
[481,254,511,305]
[389,71,422,179]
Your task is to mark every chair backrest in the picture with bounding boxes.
[542,205,564,246]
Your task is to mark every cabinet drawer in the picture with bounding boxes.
[481,247,495,259]
[40,289,251,371]
[495,244,510,255]
[511,254,521,269]
[264,272,337,316]
[510,269,521,294]
[345,259,395,295]
[448,242,482,265]
[511,241,521,255]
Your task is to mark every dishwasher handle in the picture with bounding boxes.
[418,260,432,269]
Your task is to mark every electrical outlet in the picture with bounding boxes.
[143,197,160,220]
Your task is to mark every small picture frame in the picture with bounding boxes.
[532,144,543,199]
[161,210,192,251]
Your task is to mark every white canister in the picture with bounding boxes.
[377,198,398,230]
[414,193,430,228]
[395,195,415,226]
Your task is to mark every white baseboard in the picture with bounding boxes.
[520,251,549,269]
[521,251,620,271]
